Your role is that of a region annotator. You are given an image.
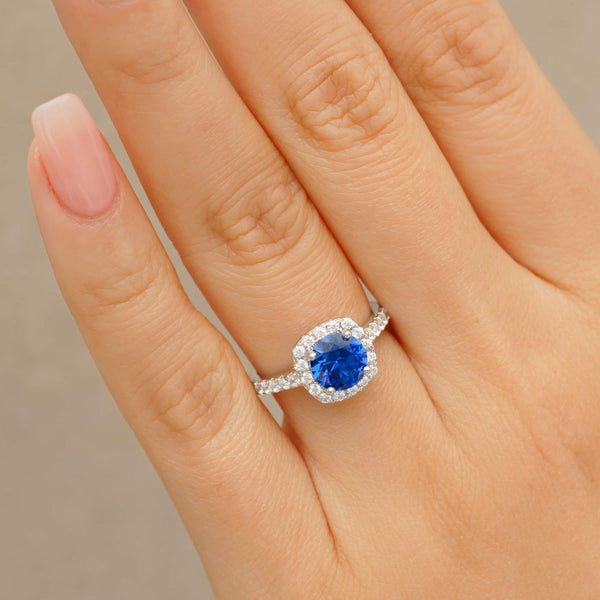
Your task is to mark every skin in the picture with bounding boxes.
[27,0,600,598]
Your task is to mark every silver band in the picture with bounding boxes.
[254,306,389,403]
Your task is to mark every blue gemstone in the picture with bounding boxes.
[310,333,368,391]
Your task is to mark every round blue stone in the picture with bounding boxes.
[310,333,368,391]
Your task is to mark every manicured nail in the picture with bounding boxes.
[32,93,116,217]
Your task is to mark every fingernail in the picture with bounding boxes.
[32,93,116,217]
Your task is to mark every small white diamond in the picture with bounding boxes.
[293,346,305,359]
[302,372,313,385]
[320,392,331,403]
[334,391,345,402]
[309,384,321,396]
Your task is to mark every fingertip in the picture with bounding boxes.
[30,93,116,218]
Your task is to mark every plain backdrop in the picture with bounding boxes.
[2,1,600,598]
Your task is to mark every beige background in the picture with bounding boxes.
[2,1,600,598]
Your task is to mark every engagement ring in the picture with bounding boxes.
[254,306,389,403]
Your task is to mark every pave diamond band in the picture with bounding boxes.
[253,306,390,404]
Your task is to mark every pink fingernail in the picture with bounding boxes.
[32,94,116,217]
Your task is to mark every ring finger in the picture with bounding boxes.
[185,0,530,384]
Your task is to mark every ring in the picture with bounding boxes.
[254,306,390,403]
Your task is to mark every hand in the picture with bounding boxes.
[28,0,600,598]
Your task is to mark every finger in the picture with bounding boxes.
[185,0,526,370]
[28,94,339,599]
[49,0,430,473]
[345,0,600,296]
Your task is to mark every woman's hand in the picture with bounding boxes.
[28,0,600,597]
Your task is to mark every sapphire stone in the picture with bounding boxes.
[310,333,368,391]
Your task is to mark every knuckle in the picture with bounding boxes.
[283,38,399,152]
[406,4,517,106]
[141,333,240,447]
[203,166,310,267]
[81,243,167,318]
[110,12,198,87]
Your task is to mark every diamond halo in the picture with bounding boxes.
[254,307,389,404]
